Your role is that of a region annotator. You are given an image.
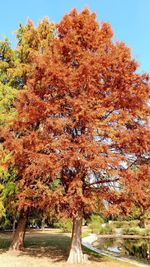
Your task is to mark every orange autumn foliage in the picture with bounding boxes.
[3,9,150,217]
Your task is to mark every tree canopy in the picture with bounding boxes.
[4,8,149,214]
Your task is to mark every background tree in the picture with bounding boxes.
[15,17,55,86]
[0,18,55,251]
[118,161,150,228]
[0,39,19,225]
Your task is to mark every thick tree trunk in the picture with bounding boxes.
[9,209,28,251]
[67,211,87,264]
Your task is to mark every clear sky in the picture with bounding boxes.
[0,0,149,73]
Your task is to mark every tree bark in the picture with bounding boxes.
[9,209,28,251]
[12,217,16,233]
[67,211,87,264]
[139,216,146,228]
[41,216,46,231]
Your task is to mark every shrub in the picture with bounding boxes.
[99,224,115,235]
[122,227,141,235]
[88,214,104,234]
[55,218,73,233]
[112,220,139,229]
[140,227,150,236]
[129,221,139,227]
[112,221,128,228]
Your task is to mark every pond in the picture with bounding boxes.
[94,237,150,263]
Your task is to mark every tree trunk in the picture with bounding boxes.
[41,216,45,231]
[12,217,16,233]
[139,217,146,228]
[9,209,28,251]
[67,211,87,264]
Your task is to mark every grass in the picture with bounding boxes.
[0,229,137,267]
[82,226,92,237]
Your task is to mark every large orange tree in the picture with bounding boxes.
[3,9,149,262]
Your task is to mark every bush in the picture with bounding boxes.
[0,217,12,230]
[87,215,116,235]
[99,224,115,235]
[128,220,139,228]
[88,214,104,234]
[55,218,73,233]
[140,227,150,236]
[112,220,139,229]
[122,226,150,236]
[112,221,128,228]
[122,227,141,235]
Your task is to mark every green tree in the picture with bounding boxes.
[0,39,18,222]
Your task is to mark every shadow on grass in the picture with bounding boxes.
[23,234,70,263]
[83,245,107,262]
[0,232,12,253]
[0,231,107,264]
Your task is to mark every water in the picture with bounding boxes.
[95,238,150,263]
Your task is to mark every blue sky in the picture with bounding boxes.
[0,0,149,73]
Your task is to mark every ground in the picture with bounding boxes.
[0,229,136,267]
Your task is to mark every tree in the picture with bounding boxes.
[0,39,19,225]
[15,17,55,86]
[119,161,150,228]
[3,8,149,262]
[9,209,28,250]
[0,18,55,251]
